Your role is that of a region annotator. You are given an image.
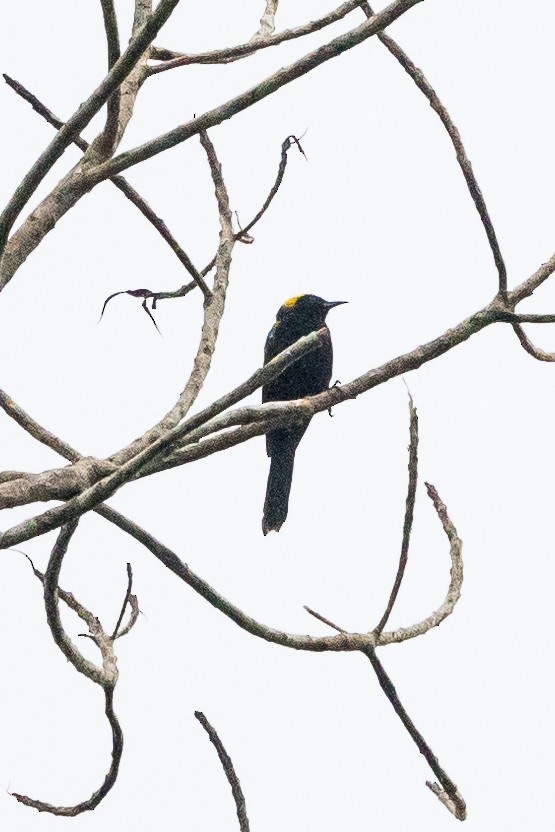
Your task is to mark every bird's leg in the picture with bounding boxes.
[328,380,342,417]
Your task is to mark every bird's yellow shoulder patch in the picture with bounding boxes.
[282,294,304,309]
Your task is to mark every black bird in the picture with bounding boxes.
[262,294,346,535]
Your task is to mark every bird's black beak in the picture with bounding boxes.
[324,300,347,310]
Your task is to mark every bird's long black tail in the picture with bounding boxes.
[262,446,296,535]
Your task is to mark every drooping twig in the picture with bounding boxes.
[147,1,365,74]
[373,392,418,637]
[195,712,250,832]
[2,74,211,299]
[361,2,507,298]
[111,563,133,639]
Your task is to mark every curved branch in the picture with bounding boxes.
[511,322,555,362]
[12,688,123,816]
[378,482,463,646]
[99,0,122,153]
[363,646,466,820]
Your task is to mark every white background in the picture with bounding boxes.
[1,1,555,829]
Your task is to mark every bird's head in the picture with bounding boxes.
[277,294,347,326]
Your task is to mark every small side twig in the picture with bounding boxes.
[303,605,346,633]
[111,563,133,638]
[195,711,250,832]
[373,391,418,637]
[250,0,279,42]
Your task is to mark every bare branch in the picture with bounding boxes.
[43,521,107,686]
[509,250,555,305]
[303,606,346,633]
[12,688,123,816]
[2,75,209,297]
[363,645,466,820]
[147,1,364,74]
[80,0,426,185]
[0,0,183,254]
[99,0,122,154]
[114,593,139,639]
[378,483,463,646]
[195,712,250,832]
[361,2,507,297]
[373,392,418,637]
[0,330,329,538]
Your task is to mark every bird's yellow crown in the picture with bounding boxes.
[282,294,304,309]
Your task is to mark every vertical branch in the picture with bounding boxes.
[373,393,418,637]
[99,0,122,154]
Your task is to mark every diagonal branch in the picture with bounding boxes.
[79,0,426,186]
[195,712,250,832]
[147,1,364,73]
[373,392,418,637]
[2,75,210,298]
[363,645,466,820]
[361,2,507,297]
[378,483,463,646]
[0,0,183,254]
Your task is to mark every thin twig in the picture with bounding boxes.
[361,2,507,298]
[303,606,346,632]
[195,712,250,832]
[111,563,133,638]
[250,0,279,41]
[373,392,418,637]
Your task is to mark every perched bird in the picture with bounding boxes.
[262,294,346,535]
